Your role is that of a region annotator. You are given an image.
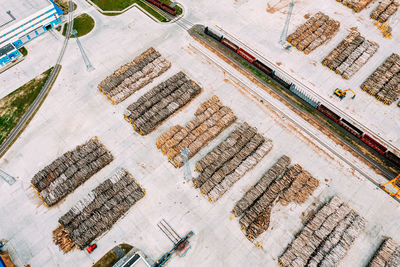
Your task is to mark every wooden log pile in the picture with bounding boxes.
[53,169,145,252]
[371,0,400,23]
[287,12,340,54]
[322,30,379,79]
[124,72,202,135]
[336,0,374,12]
[279,196,366,267]
[192,122,273,202]
[31,137,113,207]
[98,47,171,104]
[368,238,400,266]
[361,53,400,105]
[156,95,237,168]
[231,157,320,240]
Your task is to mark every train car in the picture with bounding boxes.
[237,48,256,63]
[272,73,291,89]
[204,27,223,42]
[385,151,400,168]
[317,104,341,123]
[161,3,177,16]
[361,134,388,155]
[221,38,239,52]
[253,60,273,76]
[339,118,363,138]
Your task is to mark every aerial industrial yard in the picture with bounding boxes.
[1,0,400,266]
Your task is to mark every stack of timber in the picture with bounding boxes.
[233,159,319,240]
[31,137,113,207]
[98,47,171,104]
[53,169,145,252]
[336,0,374,12]
[368,238,400,266]
[361,53,400,105]
[287,12,340,54]
[279,196,366,267]
[156,95,237,168]
[322,30,379,79]
[192,122,273,202]
[124,72,202,135]
[371,0,400,23]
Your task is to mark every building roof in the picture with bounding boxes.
[0,0,52,31]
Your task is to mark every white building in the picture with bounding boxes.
[0,0,63,67]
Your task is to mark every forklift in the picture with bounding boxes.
[334,88,356,100]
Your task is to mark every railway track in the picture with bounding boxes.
[0,1,74,157]
[188,42,400,203]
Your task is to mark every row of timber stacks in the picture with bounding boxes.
[31,138,113,207]
[53,169,145,252]
[361,53,400,105]
[336,0,373,12]
[124,72,202,135]
[98,47,171,104]
[232,157,319,240]
[287,12,340,54]
[322,30,379,79]
[279,196,366,267]
[371,0,400,23]
[156,96,237,168]
[192,122,273,202]
[368,238,400,266]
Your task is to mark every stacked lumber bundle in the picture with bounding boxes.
[31,137,113,207]
[287,12,340,54]
[368,238,400,266]
[156,96,237,168]
[192,122,273,202]
[361,53,400,105]
[98,47,171,104]
[232,157,320,240]
[371,0,400,23]
[322,30,379,79]
[279,196,366,266]
[124,72,202,135]
[336,0,373,12]
[53,169,145,252]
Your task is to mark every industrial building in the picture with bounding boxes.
[0,0,63,67]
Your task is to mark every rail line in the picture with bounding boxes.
[0,1,74,157]
[188,42,400,203]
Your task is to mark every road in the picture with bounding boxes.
[0,1,74,157]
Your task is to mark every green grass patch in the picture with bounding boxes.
[0,68,53,146]
[93,244,133,267]
[63,13,95,38]
[18,47,28,57]
[89,0,181,21]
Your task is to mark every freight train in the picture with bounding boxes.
[204,26,400,169]
[144,0,177,16]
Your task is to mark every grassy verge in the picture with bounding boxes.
[93,244,133,267]
[63,14,95,38]
[0,68,53,146]
[19,47,28,57]
[89,0,182,21]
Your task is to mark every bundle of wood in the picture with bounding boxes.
[124,72,202,135]
[361,53,400,105]
[54,169,145,251]
[371,0,400,23]
[98,47,171,104]
[279,196,366,267]
[368,238,400,267]
[322,30,379,79]
[53,226,75,253]
[31,137,113,207]
[337,0,374,12]
[287,12,340,54]
[192,122,273,202]
[156,95,237,168]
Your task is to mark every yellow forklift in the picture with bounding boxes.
[334,88,356,100]
[380,174,400,198]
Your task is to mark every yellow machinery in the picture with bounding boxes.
[334,88,356,100]
[380,174,400,198]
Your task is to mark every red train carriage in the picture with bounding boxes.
[221,38,239,52]
[361,134,387,155]
[237,48,256,63]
